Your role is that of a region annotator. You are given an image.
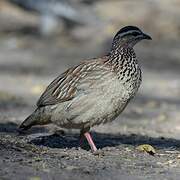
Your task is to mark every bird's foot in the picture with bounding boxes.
[92,149,105,156]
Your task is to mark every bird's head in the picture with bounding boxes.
[112,26,152,48]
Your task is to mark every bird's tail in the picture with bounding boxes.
[19,107,52,132]
[19,109,40,131]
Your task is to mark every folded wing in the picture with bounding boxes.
[37,57,110,107]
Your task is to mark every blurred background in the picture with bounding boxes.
[1,0,180,179]
[0,0,180,138]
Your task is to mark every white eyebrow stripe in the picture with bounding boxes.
[119,30,141,37]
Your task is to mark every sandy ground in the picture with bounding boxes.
[0,33,180,180]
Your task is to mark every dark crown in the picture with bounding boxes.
[114,26,142,39]
[118,26,141,34]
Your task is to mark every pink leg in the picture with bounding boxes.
[84,132,97,152]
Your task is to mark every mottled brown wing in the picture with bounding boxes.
[37,57,109,107]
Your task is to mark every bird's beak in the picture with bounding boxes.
[142,33,152,40]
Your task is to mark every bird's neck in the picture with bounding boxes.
[104,45,138,75]
[108,45,135,64]
[111,39,135,50]
[105,44,141,89]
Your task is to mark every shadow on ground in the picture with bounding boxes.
[29,132,180,150]
[0,122,180,151]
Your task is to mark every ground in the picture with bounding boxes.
[0,33,180,180]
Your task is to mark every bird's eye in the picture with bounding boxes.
[131,32,141,36]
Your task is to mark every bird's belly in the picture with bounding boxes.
[51,78,132,129]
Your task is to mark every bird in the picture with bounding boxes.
[19,26,152,152]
